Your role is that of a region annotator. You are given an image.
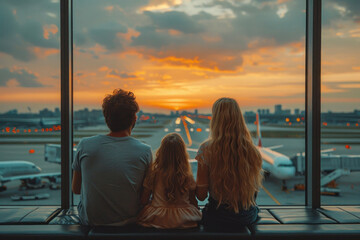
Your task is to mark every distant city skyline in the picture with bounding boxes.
[1,104,359,116]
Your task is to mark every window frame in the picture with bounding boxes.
[60,0,324,209]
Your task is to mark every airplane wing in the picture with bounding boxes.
[0,172,60,183]
[261,152,275,165]
[321,148,336,153]
[267,145,284,150]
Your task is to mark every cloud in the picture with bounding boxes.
[144,10,204,33]
[0,2,59,61]
[132,26,179,48]
[139,0,182,13]
[332,0,360,22]
[107,70,138,79]
[43,24,58,39]
[88,23,128,51]
[276,4,288,18]
[323,0,360,28]
[0,67,44,87]
[130,1,305,72]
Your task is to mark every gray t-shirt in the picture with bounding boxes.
[72,135,152,226]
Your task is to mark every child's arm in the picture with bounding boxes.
[189,189,198,208]
[140,187,152,206]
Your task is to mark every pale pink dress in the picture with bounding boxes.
[137,176,202,229]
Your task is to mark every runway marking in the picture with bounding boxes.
[187,148,198,152]
[184,116,195,124]
[175,117,181,125]
[262,186,281,205]
[181,116,193,147]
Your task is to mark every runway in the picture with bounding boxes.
[1,116,360,206]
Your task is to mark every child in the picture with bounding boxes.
[137,133,202,229]
[196,97,263,229]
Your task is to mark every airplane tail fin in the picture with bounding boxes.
[256,113,262,147]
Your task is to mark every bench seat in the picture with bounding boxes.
[89,225,251,240]
[0,206,360,240]
[252,224,360,240]
[0,225,89,240]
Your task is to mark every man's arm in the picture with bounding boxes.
[72,170,82,194]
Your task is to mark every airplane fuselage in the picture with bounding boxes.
[0,161,41,179]
[258,147,296,180]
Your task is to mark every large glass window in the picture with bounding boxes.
[321,0,360,205]
[73,0,306,205]
[0,1,61,205]
[1,0,357,209]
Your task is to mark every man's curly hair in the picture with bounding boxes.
[102,89,139,132]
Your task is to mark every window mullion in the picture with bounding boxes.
[305,0,322,209]
[60,0,72,210]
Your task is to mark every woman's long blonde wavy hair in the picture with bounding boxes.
[203,98,263,212]
[147,133,193,202]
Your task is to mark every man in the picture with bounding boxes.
[72,89,152,225]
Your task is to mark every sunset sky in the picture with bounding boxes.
[0,0,359,113]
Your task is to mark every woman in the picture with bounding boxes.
[195,97,263,229]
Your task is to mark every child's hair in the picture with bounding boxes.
[147,133,193,202]
[202,97,263,212]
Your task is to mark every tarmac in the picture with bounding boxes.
[1,116,360,206]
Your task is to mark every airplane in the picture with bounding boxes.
[187,113,296,190]
[0,116,87,129]
[255,113,296,190]
[0,161,60,192]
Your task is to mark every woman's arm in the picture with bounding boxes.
[195,157,209,201]
[72,170,82,194]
